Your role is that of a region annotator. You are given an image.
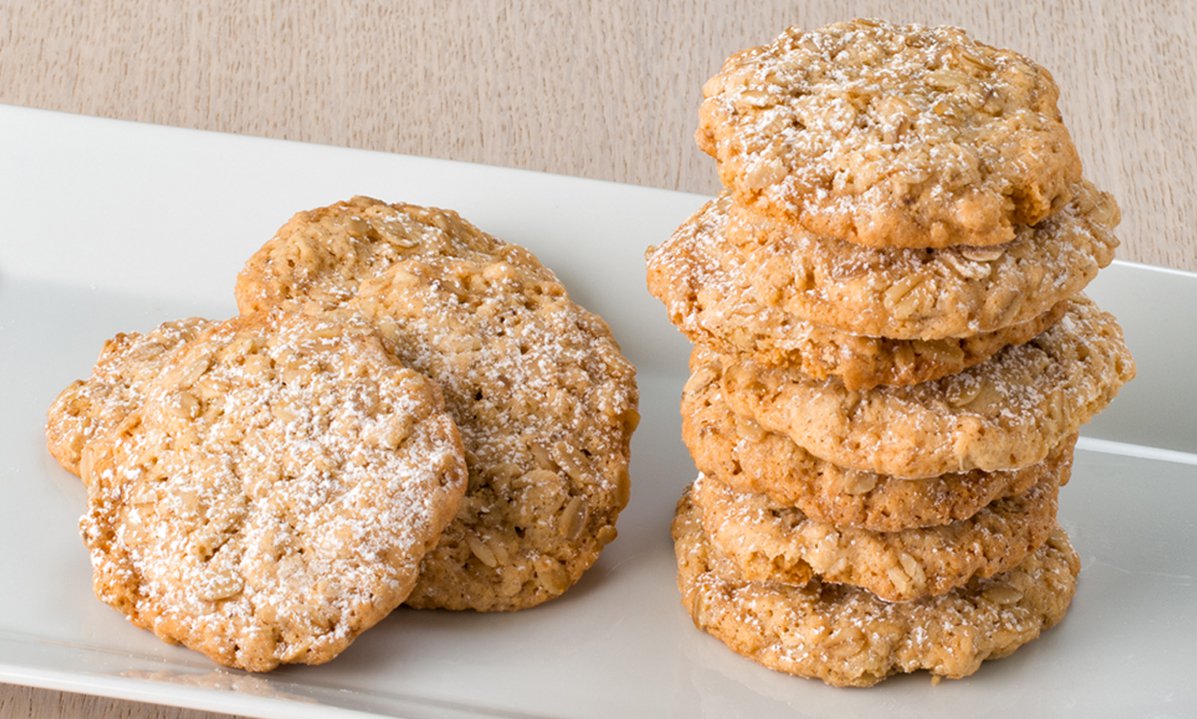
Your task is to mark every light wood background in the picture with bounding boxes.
[1,1,1194,717]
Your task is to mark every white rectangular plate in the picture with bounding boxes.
[1,105,1195,718]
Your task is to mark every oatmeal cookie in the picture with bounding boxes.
[698,19,1081,248]
[681,352,1074,531]
[80,311,468,671]
[646,195,1076,387]
[235,197,540,314]
[46,318,210,477]
[673,488,1081,687]
[721,296,1134,478]
[649,188,1116,343]
[235,197,639,611]
[693,470,1062,602]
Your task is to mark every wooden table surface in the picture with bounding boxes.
[2,1,1194,717]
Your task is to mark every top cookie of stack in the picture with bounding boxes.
[698,18,1080,249]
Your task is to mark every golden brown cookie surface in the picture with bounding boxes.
[646,194,1079,388]
[681,352,1074,531]
[236,197,639,611]
[80,311,468,671]
[46,318,211,477]
[673,488,1081,687]
[648,188,1116,344]
[721,296,1134,478]
[235,196,538,315]
[699,19,1081,248]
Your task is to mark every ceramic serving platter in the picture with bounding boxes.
[1,105,1194,718]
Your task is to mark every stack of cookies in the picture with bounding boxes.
[646,19,1135,686]
[46,198,639,670]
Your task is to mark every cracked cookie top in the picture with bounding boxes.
[236,197,639,611]
[80,311,467,670]
[698,19,1081,248]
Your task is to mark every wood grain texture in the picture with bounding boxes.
[0,683,233,719]
[0,1,1193,717]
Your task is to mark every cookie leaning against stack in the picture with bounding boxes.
[647,19,1135,686]
[46,198,639,669]
[235,197,639,611]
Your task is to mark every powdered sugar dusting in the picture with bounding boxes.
[648,186,1118,344]
[235,197,639,610]
[724,181,1119,338]
[45,318,211,476]
[79,311,467,671]
[723,295,1135,478]
[646,194,1083,387]
[699,19,1080,247]
[680,355,1062,531]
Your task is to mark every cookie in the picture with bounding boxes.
[726,186,1118,339]
[721,296,1134,478]
[697,19,1081,249]
[236,197,639,611]
[79,311,468,671]
[673,488,1081,687]
[235,196,540,315]
[693,469,1063,602]
[649,189,1117,345]
[45,318,211,477]
[681,352,1074,531]
[646,194,1074,388]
